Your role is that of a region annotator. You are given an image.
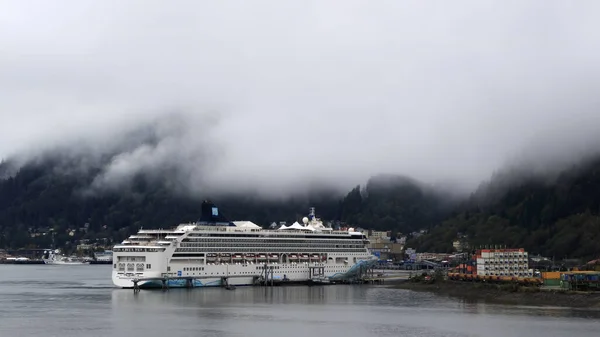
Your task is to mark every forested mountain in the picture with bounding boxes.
[338,174,457,233]
[0,155,450,250]
[1,150,600,260]
[0,158,342,249]
[408,157,600,260]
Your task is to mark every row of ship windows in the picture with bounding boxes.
[184,267,204,271]
[113,248,164,253]
[179,243,365,248]
[163,266,351,276]
[169,264,347,270]
[171,252,366,256]
[253,265,328,269]
[186,234,364,239]
[183,238,364,244]
[180,240,364,245]
[175,248,367,253]
[169,261,357,267]
[170,269,349,277]
[178,272,256,276]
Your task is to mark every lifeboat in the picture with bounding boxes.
[300,254,309,261]
[207,253,217,262]
[245,253,255,261]
[220,253,231,261]
[257,254,267,261]
[268,254,278,260]
[311,254,320,260]
[233,254,243,260]
[289,254,299,260]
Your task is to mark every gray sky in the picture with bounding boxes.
[2,1,600,197]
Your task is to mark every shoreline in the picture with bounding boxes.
[390,280,600,308]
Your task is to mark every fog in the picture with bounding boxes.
[2,1,600,198]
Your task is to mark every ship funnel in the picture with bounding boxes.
[309,207,315,220]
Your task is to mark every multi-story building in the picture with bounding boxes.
[367,242,404,260]
[368,230,391,242]
[475,248,531,277]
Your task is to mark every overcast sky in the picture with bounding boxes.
[2,1,600,197]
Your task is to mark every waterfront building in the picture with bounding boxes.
[475,248,532,277]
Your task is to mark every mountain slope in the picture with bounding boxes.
[338,174,458,233]
[409,157,600,259]
[0,158,342,250]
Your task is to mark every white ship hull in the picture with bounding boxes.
[112,258,377,289]
[111,204,378,289]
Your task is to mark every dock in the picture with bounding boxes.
[360,269,414,284]
[0,259,45,265]
[129,266,412,293]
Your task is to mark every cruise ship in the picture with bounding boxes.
[112,202,377,288]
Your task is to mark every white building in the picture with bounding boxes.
[475,248,532,277]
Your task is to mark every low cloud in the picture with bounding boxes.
[2,1,600,198]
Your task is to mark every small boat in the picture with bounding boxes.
[42,250,89,265]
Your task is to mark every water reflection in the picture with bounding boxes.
[2,265,600,337]
[111,285,380,308]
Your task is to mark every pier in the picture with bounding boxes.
[360,269,414,284]
[129,267,412,293]
[0,259,45,265]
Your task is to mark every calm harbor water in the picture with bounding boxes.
[0,265,599,337]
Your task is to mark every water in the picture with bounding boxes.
[0,265,599,337]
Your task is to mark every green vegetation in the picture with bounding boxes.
[338,174,456,233]
[406,272,542,293]
[407,270,446,284]
[408,157,600,260]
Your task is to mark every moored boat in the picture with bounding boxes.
[111,203,377,289]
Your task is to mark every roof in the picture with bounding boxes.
[232,221,261,229]
[279,223,315,231]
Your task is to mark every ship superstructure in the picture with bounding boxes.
[112,202,377,288]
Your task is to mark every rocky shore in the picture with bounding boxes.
[392,280,600,308]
